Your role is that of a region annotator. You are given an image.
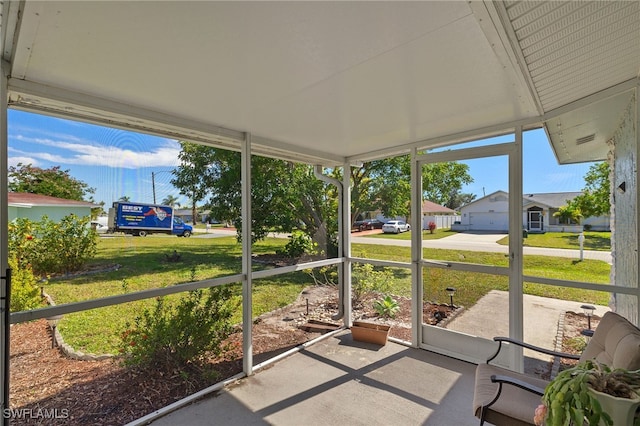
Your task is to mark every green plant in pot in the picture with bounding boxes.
[540,359,640,426]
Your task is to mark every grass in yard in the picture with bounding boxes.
[45,236,611,355]
[497,231,610,251]
[48,235,315,354]
[362,229,457,240]
[191,223,228,230]
[352,243,610,307]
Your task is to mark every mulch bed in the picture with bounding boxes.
[559,311,601,368]
[9,318,319,425]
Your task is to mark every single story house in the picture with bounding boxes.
[454,190,610,233]
[421,200,460,230]
[357,200,460,230]
[8,193,98,223]
[173,208,197,224]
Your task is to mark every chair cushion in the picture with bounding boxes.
[580,311,640,370]
[474,363,548,425]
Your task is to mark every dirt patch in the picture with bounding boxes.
[9,319,319,425]
[254,285,459,343]
[559,311,601,368]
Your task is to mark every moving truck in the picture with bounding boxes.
[108,202,193,237]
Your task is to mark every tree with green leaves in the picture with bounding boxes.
[172,142,336,252]
[171,142,211,227]
[553,204,583,225]
[422,161,474,206]
[161,195,180,207]
[118,195,131,202]
[9,163,95,201]
[173,143,471,245]
[340,156,407,224]
[346,156,473,222]
[569,162,610,218]
[445,190,476,211]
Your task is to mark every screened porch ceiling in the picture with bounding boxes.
[1,1,639,165]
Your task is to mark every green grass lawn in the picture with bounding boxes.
[496,231,611,251]
[361,229,457,240]
[191,222,228,230]
[352,244,610,308]
[45,234,611,355]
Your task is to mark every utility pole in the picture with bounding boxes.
[152,172,156,204]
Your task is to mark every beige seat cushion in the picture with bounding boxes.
[580,311,640,370]
[473,312,640,425]
[473,363,548,426]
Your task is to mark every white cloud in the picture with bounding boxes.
[7,155,39,168]
[9,134,181,169]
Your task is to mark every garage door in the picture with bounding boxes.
[468,212,508,231]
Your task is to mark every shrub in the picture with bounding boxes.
[373,295,400,318]
[351,263,392,305]
[8,214,98,275]
[119,285,238,372]
[8,218,38,269]
[278,230,317,258]
[428,221,437,234]
[306,265,338,286]
[8,256,42,312]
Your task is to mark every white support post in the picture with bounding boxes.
[410,148,423,347]
[241,133,253,375]
[0,59,9,425]
[342,163,352,326]
[636,83,640,325]
[508,126,524,372]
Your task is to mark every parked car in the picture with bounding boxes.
[362,219,385,230]
[382,220,410,234]
[352,219,385,231]
[91,221,109,234]
[352,220,366,231]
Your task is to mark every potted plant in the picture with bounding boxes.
[351,295,398,346]
[537,359,640,426]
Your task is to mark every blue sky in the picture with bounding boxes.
[8,110,594,208]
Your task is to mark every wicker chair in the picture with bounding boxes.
[473,311,640,425]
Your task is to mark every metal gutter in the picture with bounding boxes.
[313,165,345,321]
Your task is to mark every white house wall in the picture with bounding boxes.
[8,205,93,223]
[582,215,612,232]
[460,192,509,231]
[610,94,638,323]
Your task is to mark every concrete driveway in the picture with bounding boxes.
[352,231,612,264]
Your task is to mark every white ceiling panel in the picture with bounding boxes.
[2,1,639,164]
[503,1,640,113]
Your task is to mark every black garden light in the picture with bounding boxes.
[46,314,63,348]
[581,304,596,330]
[445,287,456,307]
[580,304,596,339]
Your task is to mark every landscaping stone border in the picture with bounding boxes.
[42,291,114,361]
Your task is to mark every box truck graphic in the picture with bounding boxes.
[108,202,192,237]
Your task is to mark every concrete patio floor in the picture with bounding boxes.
[149,332,479,426]
[144,290,610,425]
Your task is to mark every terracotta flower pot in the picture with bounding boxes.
[350,321,390,345]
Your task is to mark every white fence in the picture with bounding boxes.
[422,215,461,230]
